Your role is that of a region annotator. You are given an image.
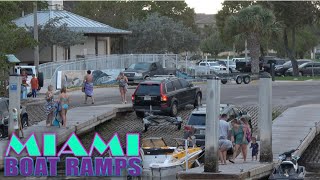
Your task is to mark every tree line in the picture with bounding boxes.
[206,1,320,76]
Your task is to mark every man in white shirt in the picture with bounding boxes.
[219,114,230,140]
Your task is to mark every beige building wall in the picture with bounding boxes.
[16,36,112,63]
[70,36,96,59]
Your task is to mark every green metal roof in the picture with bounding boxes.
[13,10,131,35]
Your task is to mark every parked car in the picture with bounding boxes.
[275,59,313,76]
[218,60,237,73]
[261,57,287,73]
[198,61,227,74]
[0,97,29,138]
[183,104,252,146]
[123,62,176,85]
[232,57,251,62]
[132,76,202,118]
[286,62,320,76]
[235,58,263,73]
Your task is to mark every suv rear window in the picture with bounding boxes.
[136,84,161,96]
[188,114,206,126]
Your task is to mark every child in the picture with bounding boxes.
[30,74,39,98]
[250,136,259,161]
[12,108,24,138]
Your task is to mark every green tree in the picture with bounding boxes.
[27,18,86,52]
[268,1,320,76]
[224,5,279,74]
[200,31,226,59]
[294,26,319,59]
[127,13,199,54]
[67,1,196,30]
[0,1,48,23]
[0,23,35,75]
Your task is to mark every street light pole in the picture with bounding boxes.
[33,2,39,72]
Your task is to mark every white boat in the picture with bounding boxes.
[141,137,204,178]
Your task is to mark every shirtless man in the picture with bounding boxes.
[83,70,95,104]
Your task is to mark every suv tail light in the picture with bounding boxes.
[160,83,167,102]
[161,95,168,102]
[131,84,140,102]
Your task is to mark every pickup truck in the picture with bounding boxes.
[123,62,176,84]
[14,66,43,96]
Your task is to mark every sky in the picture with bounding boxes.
[185,0,224,14]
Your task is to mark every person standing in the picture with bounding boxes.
[45,85,55,127]
[116,72,128,104]
[30,74,39,98]
[83,70,95,104]
[58,87,69,128]
[21,70,28,99]
[229,119,248,163]
[219,114,230,139]
[218,136,233,165]
[250,137,259,161]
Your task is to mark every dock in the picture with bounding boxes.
[177,104,320,179]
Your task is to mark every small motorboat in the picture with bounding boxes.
[269,149,306,180]
[141,137,204,178]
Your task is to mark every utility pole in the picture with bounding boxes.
[204,77,220,172]
[259,73,273,162]
[33,2,39,72]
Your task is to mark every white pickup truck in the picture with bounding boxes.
[14,66,43,96]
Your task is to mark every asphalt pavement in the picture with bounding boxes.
[59,81,320,108]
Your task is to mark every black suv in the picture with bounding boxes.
[0,97,29,138]
[132,76,202,118]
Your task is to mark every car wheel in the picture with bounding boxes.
[221,79,228,84]
[243,76,251,84]
[299,72,303,76]
[21,115,28,128]
[135,111,145,118]
[236,76,243,84]
[194,93,201,108]
[170,102,178,117]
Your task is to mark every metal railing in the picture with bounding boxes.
[39,54,180,89]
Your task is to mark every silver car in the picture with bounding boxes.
[183,104,251,146]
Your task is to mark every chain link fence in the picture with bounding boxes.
[39,54,180,89]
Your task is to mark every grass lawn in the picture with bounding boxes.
[275,76,320,81]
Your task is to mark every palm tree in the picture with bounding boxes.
[224,5,281,75]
